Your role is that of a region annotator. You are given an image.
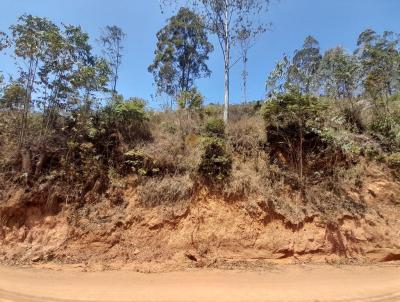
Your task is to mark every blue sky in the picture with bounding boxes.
[0,0,399,108]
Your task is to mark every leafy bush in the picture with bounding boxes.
[204,118,225,138]
[261,92,325,127]
[370,116,400,150]
[261,92,327,179]
[198,137,232,181]
[98,97,151,144]
[122,149,175,176]
[177,87,203,110]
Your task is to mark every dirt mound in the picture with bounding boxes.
[0,165,399,272]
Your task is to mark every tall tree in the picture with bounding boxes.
[162,0,271,123]
[317,46,360,99]
[355,29,400,100]
[10,15,59,148]
[99,25,126,95]
[149,7,213,99]
[267,36,322,97]
[0,31,8,90]
[288,36,322,94]
[9,15,111,171]
[266,54,291,97]
[237,28,253,104]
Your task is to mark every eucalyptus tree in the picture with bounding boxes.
[237,27,255,104]
[267,36,322,97]
[355,29,400,100]
[9,15,111,167]
[10,15,59,148]
[266,54,291,97]
[99,25,126,95]
[162,0,271,123]
[70,57,111,111]
[287,36,322,94]
[40,24,110,118]
[149,7,213,101]
[317,46,360,99]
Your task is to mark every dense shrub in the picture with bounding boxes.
[204,118,225,138]
[198,137,232,181]
[99,97,151,144]
[261,92,327,179]
[177,88,203,110]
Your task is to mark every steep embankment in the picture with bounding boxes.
[0,164,399,271]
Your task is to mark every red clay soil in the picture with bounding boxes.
[0,165,399,272]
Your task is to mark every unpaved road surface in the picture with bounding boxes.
[0,264,400,302]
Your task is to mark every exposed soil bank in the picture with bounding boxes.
[1,164,400,271]
[1,264,400,302]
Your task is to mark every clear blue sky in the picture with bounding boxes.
[0,0,399,108]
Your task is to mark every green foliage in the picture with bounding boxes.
[288,36,322,94]
[356,29,400,99]
[123,150,161,176]
[0,83,27,110]
[177,87,203,110]
[98,97,150,144]
[262,92,328,180]
[317,46,360,99]
[267,36,322,96]
[99,25,126,94]
[198,137,232,181]
[261,92,326,128]
[111,97,147,122]
[320,128,379,158]
[148,7,213,96]
[205,118,225,138]
[368,93,400,149]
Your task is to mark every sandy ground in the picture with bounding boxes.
[0,264,400,302]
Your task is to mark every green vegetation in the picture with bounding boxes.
[0,10,399,209]
[148,7,213,98]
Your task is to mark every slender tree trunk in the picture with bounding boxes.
[21,147,32,175]
[19,59,35,149]
[112,67,118,95]
[223,0,230,123]
[112,44,120,95]
[242,49,248,104]
[299,120,303,184]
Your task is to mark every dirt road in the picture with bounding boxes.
[0,264,399,302]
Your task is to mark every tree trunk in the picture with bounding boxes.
[243,49,248,104]
[223,1,230,124]
[299,122,303,184]
[21,148,32,175]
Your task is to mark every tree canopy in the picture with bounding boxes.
[149,7,213,99]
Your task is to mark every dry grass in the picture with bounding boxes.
[226,114,265,160]
[137,174,194,206]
